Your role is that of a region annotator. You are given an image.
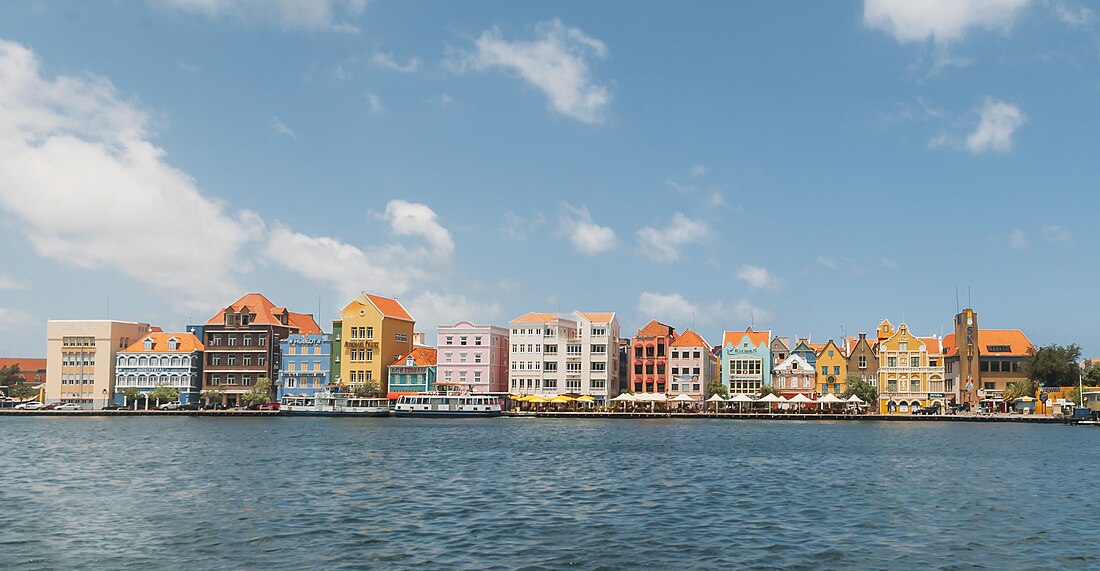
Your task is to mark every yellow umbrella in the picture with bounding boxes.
[576,395,595,402]
[509,394,528,401]
[549,395,575,403]
[528,396,549,403]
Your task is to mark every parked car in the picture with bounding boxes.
[258,402,281,411]
[54,403,82,411]
[14,401,43,410]
[913,405,941,415]
[180,403,202,410]
[101,405,122,411]
[159,401,182,410]
[40,403,59,410]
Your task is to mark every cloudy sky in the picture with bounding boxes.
[1,0,1097,357]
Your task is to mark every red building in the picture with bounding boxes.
[631,320,677,393]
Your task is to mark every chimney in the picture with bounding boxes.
[859,333,867,340]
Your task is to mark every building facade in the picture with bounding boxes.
[845,332,879,388]
[816,340,848,396]
[201,293,321,407]
[507,311,620,403]
[669,329,715,402]
[46,320,156,409]
[876,320,946,414]
[387,348,438,395]
[331,293,414,395]
[278,333,331,399]
[774,354,815,397]
[770,337,790,363]
[721,328,772,395]
[943,308,1034,412]
[436,322,509,394]
[115,333,204,405]
[630,320,677,394]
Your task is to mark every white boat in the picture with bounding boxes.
[280,391,390,417]
[393,394,501,417]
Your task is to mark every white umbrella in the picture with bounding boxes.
[728,392,754,413]
[706,393,726,413]
[671,393,696,411]
[759,393,784,413]
[788,393,814,413]
[818,392,843,413]
[846,394,866,413]
[610,393,635,401]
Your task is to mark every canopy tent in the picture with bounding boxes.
[759,393,785,413]
[671,393,696,402]
[846,394,865,404]
[727,392,755,413]
[817,392,843,412]
[576,395,596,406]
[610,393,636,402]
[788,393,814,403]
[706,393,726,412]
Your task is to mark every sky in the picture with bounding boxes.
[1,0,1099,358]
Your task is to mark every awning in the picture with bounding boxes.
[386,391,419,400]
[610,393,636,402]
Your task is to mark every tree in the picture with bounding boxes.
[352,379,381,398]
[149,384,180,404]
[200,388,223,408]
[9,383,37,400]
[0,364,23,392]
[1085,363,1100,386]
[121,387,142,409]
[842,375,878,409]
[242,376,274,406]
[758,385,782,398]
[705,378,728,399]
[1024,344,1082,387]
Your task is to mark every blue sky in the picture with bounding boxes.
[1,0,1098,358]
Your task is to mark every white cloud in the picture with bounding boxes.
[1052,1,1094,27]
[497,278,521,294]
[500,210,546,241]
[1009,228,1027,250]
[0,274,27,290]
[636,212,709,262]
[0,307,35,330]
[404,291,502,342]
[269,116,296,139]
[152,0,367,32]
[385,199,454,257]
[452,18,611,123]
[638,291,771,328]
[1042,225,1073,244]
[880,257,899,270]
[366,92,384,114]
[689,164,707,178]
[864,0,1032,44]
[817,256,840,270]
[0,39,263,311]
[373,51,419,73]
[177,62,202,76]
[966,99,1026,153]
[737,265,783,291]
[559,203,617,255]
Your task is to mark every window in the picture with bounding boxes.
[671,351,679,359]
[366,327,374,339]
[445,336,453,345]
[858,355,867,369]
[980,361,990,372]
[460,353,468,364]
[645,364,654,375]
[634,364,642,375]
[635,347,643,358]
[366,350,373,361]
[986,345,1011,353]
[228,335,237,346]
[833,366,840,375]
[243,334,252,346]
[227,355,237,366]
[828,350,835,357]
[544,362,557,372]
[591,344,606,354]
[910,356,920,367]
[591,379,606,388]
[566,379,581,390]
[566,362,582,373]
[887,379,898,392]
[475,337,482,346]
[821,366,828,375]
[888,356,897,367]
[591,362,606,372]
[460,336,467,346]
[243,355,252,366]
[911,379,921,392]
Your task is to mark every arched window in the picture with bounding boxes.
[139,356,148,367]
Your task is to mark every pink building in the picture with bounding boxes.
[436,322,509,393]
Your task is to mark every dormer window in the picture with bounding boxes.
[143,337,154,351]
[241,313,251,326]
[167,338,179,351]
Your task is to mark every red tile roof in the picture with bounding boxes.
[635,320,675,338]
[511,312,560,323]
[288,312,322,335]
[579,312,615,323]
[919,337,942,355]
[392,347,437,366]
[364,294,413,322]
[671,329,710,349]
[0,358,46,373]
[120,333,204,353]
[723,328,769,348]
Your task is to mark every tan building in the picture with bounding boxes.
[331,293,414,394]
[943,308,1034,412]
[876,319,946,414]
[46,320,157,409]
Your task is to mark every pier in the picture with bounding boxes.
[502,411,1065,423]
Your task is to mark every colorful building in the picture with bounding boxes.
[876,319,946,414]
[115,333,204,405]
[770,337,790,363]
[388,348,438,396]
[46,320,157,409]
[943,308,1035,412]
[815,340,848,395]
[845,332,879,389]
[436,322,510,395]
[669,329,715,402]
[721,327,772,395]
[507,311,621,403]
[630,320,677,393]
[773,353,815,397]
[331,293,414,395]
[0,357,47,402]
[201,293,321,407]
[278,333,331,399]
[791,339,824,369]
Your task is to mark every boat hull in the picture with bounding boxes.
[283,409,390,417]
[392,410,501,418]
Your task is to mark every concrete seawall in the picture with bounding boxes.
[502,411,1066,423]
[0,410,279,417]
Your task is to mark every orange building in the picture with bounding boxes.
[631,320,677,393]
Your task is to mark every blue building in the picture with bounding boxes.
[114,333,204,405]
[721,328,773,395]
[278,333,332,398]
[386,348,437,397]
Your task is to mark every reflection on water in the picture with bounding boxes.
[1,417,1098,570]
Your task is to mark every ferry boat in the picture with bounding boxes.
[280,391,390,417]
[393,394,502,417]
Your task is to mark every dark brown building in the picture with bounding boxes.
[845,333,879,386]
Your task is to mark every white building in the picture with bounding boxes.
[773,353,815,396]
[508,311,621,403]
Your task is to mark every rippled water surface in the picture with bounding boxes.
[2,417,1099,570]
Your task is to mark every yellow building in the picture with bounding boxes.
[331,293,414,394]
[815,340,848,395]
[877,319,946,414]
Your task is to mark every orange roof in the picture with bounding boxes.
[207,293,297,328]
[723,328,769,348]
[288,312,322,335]
[392,347,437,367]
[807,343,826,353]
[919,337,942,355]
[671,329,711,349]
[635,320,675,338]
[942,333,956,355]
[0,358,46,372]
[364,294,413,321]
[120,333,204,353]
[579,312,615,323]
[511,312,560,323]
[975,329,1033,357]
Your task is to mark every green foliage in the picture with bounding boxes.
[758,385,782,398]
[1003,379,1037,403]
[705,378,728,399]
[352,380,381,398]
[149,384,180,403]
[842,375,878,407]
[120,387,141,407]
[0,364,23,389]
[200,388,223,406]
[9,383,37,400]
[1024,344,1082,387]
[1085,363,1100,386]
[242,376,274,406]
